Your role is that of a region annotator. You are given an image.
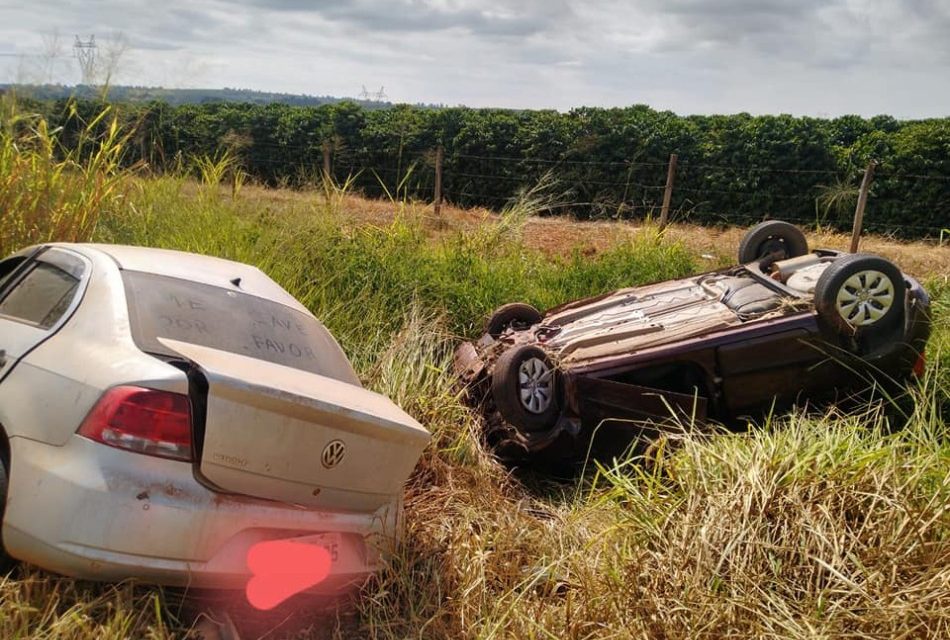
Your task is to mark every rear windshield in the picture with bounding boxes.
[122,270,360,385]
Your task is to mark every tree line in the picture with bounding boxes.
[25,97,950,237]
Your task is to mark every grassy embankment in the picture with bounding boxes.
[1,103,949,639]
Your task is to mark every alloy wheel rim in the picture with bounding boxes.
[835,270,895,326]
[518,357,553,414]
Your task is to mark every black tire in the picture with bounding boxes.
[491,345,560,433]
[485,303,543,338]
[814,253,905,337]
[0,455,14,573]
[737,220,809,264]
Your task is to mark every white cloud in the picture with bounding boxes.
[0,0,947,117]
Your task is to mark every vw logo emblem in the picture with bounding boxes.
[321,440,346,469]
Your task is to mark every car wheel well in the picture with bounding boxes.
[0,424,8,472]
[0,421,14,570]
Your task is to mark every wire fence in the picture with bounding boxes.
[156,135,950,239]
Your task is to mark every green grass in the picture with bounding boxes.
[1,106,948,639]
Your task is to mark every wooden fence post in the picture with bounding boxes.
[659,153,678,230]
[434,145,444,220]
[322,141,332,182]
[850,161,876,253]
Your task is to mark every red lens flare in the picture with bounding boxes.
[245,540,332,610]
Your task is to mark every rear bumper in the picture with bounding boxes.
[863,276,931,373]
[3,435,401,591]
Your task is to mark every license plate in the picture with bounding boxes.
[311,533,340,562]
[291,532,368,573]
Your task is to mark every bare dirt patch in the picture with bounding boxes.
[236,187,949,281]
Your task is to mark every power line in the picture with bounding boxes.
[678,162,841,176]
[453,152,668,167]
[875,171,950,182]
[160,135,950,184]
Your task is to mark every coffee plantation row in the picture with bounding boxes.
[19,97,950,237]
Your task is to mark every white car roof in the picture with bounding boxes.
[50,243,310,315]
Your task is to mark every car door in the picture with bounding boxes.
[716,326,841,416]
[0,248,89,383]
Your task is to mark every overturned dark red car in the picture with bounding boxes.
[455,221,931,461]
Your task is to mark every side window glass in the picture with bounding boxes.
[0,263,80,329]
[0,257,26,293]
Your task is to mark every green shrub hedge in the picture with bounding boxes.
[33,98,950,237]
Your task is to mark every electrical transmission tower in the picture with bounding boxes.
[359,85,388,102]
[73,35,97,84]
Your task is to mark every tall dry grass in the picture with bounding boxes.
[0,96,133,256]
[358,394,949,639]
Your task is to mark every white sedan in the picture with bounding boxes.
[0,243,429,595]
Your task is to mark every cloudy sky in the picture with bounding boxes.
[1,0,948,117]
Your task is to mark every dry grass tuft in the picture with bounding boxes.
[0,567,179,639]
[235,186,949,281]
[355,398,950,639]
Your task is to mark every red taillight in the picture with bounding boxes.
[912,352,926,378]
[78,386,193,461]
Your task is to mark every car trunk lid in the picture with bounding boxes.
[160,338,430,512]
